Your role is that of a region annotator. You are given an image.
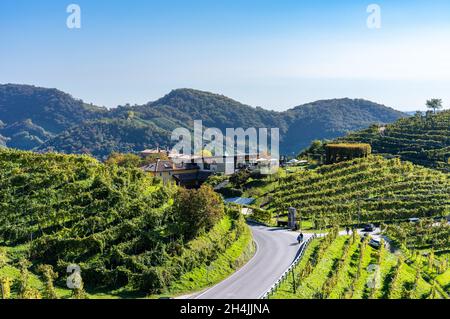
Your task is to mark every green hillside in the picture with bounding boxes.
[0,149,170,246]
[0,149,252,297]
[306,110,450,171]
[267,156,449,226]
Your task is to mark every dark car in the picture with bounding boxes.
[369,238,383,249]
[363,224,376,232]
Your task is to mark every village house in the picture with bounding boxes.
[140,159,207,188]
[140,148,170,158]
[140,149,279,188]
[169,152,278,175]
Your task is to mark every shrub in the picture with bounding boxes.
[325,143,372,164]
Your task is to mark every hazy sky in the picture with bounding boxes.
[1,0,450,111]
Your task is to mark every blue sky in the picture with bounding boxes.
[1,0,450,111]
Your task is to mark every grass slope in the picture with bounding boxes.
[0,149,253,298]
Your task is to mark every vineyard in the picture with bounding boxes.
[268,156,450,226]
[272,231,448,299]
[384,219,450,251]
[0,149,253,298]
[383,220,450,296]
[0,149,170,246]
[334,110,450,171]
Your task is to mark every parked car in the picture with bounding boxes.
[363,224,376,232]
[369,238,384,249]
[409,218,420,223]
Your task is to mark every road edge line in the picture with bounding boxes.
[194,228,261,299]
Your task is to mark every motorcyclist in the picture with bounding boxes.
[297,232,304,244]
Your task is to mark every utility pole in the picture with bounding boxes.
[206,261,211,284]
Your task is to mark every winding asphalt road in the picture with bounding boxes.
[194,224,312,299]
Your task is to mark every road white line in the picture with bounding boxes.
[194,237,260,299]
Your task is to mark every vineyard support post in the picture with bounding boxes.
[291,268,296,294]
[358,200,361,226]
[288,207,297,230]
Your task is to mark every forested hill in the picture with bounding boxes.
[127,88,287,131]
[0,84,107,149]
[120,90,405,155]
[282,98,405,153]
[37,118,172,157]
[0,84,406,158]
[303,110,450,171]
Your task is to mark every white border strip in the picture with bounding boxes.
[259,234,316,299]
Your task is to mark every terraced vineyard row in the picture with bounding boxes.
[268,156,450,226]
[384,219,450,250]
[272,234,447,299]
[336,110,450,171]
[0,149,250,296]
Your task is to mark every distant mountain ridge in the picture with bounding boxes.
[0,84,406,158]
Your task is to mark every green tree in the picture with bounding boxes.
[426,99,443,114]
[105,152,143,168]
[172,185,225,239]
[303,140,324,159]
[127,111,135,120]
[142,152,169,164]
[230,169,251,189]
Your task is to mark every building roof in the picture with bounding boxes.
[169,153,262,164]
[286,159,308,165]
[172,171,212,183]
[140,148,168,155]
[141,160,199,173]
